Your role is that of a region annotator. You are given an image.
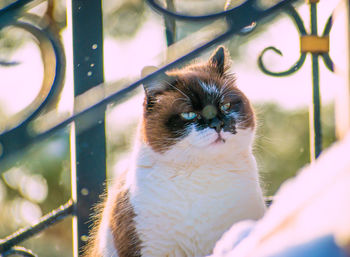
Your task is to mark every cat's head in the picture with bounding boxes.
[141,46,255,155]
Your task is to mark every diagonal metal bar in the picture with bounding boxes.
[0,200,75,254]
[1,246,37,257]
[0,0,300,170]
[0,0,39,29]
[146,0,255,21]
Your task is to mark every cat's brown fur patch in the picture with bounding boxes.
[83,171,142,257]
[110,187,142,257]
[82,194,108,257]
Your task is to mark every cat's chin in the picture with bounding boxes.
[212,136,226,145]
[183,127,253,150]
[207,133,226,145]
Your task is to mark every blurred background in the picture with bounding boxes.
[0,0,348,256]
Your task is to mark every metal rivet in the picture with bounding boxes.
[87,71,92,76]
[81,188,89,196]
[80,235,88,242]
[92,44,98,50]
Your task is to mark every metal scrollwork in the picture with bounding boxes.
[258,46,307,76]
[258,4,334,77]
[321,15,334,72]
[0,1,66,164]
[146,0,250,21]
[257,1,336,160]
[1,246,37,257]
[258,4,308,76]
[147,0,260,35]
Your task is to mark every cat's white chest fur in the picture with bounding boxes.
[125,133,266,257]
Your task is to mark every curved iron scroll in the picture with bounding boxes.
[321,15,334,72]
[2,16,66,132]
[146,0,254,21]
[257,1,336,160]
[0,12,66,162]
[258,4,334,76]
[147,0,259,35]
[259,47,307,77]
[258,5,307,76]
[1,246,37,257]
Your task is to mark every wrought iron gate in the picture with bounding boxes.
[0,0,338,256]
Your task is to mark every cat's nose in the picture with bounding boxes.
[209,118,224,133]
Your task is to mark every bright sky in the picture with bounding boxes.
[0,0,346,126]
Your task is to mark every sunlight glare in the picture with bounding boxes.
[0,42,43,116]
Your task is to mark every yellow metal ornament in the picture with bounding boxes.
[300,35,329,53]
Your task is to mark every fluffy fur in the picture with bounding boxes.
[83,46,266,257]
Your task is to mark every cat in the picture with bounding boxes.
[83,46,266,257]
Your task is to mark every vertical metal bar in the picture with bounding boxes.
[309,2,322,160]
[310,54,322,159]
[70,0,106,256]
[164,0,176,46]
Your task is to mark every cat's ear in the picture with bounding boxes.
[208,46,230,75]
[141,66,175,98]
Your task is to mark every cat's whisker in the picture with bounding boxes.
[221,92,240,99]
[171,97,190,109]
[220,77,236,95]
[220,80,232,95]
[162,80,191,102]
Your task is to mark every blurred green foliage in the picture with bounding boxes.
[254,103,336,195]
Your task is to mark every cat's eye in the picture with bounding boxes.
[220,103,231,113]
[180,112,197,120]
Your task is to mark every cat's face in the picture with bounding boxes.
[141,46,255,154]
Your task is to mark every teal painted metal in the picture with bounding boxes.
[258,5,307,77]
[70,0,106,256]
[309,2,322,159]
[258,2,335,161]
[164,0,176,46]
[311,53,322,159]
